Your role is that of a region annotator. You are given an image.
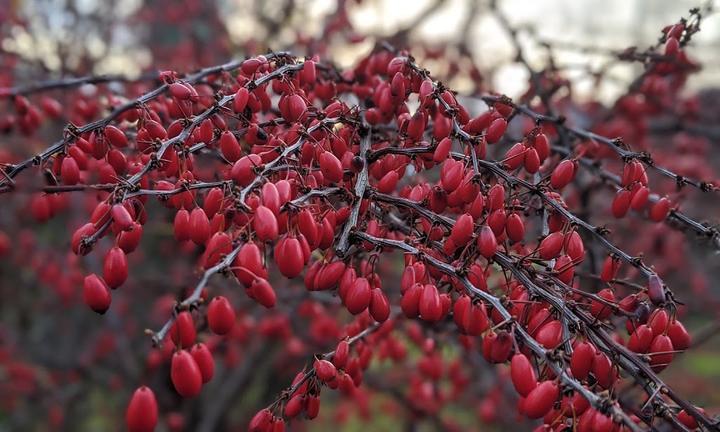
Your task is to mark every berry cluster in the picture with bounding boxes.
[0,8,718,432]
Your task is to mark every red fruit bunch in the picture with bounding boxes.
[0,6,717,432]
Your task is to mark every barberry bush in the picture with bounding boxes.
[1,2,719,431]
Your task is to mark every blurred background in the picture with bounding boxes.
[1,1,719,431]
[3,0,719,102]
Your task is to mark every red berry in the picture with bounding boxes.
[230,154,262,186]
[72,223,96,255]
[419,284,442,322]
[319,151,343,183]
[189,208,211,245]
[550,160,575,189]
[538,232,564,260]
[477,225,497,259]
[111,204,134,231]
[170,311,196,349]
[487,184,505,210]
[570,341,595,380]
[250,278,276,308]
[284,94,307,123]
[630,185,650,210]
[523,147,540,173]
[440,159,464,192]
[284,394,304,418]
[504,143,525,170]
[174,209,191,241]
[233,242,267,287]
[118,222,143,254]
[648,309,670,337]
[510,354,537,397]
[486,118,507,143]
[254,205,279,242]
[535,320,562,349]
[406,111,426,141]
[208,296,236,335]
[83,274,111,314]
[628,324,654,353]
[564,230,585,262]
[233,88,249,113]
[306,395,320,419]
[678,408,703,429]
[274,236,304,278]
[593,352,616,389]
[105,125,128,148]
[611,189,632,218]
[523,381,559,419]
[220,131,241,162]
[463,300,489,336]
[170,350,203,397]
[301,60,316,84]
[589,288,615,319]
[667,319,691,350]
[346,277,371,315]
[600,255,620,282]
[649,334,674,372]
[203,232,232,269]
[103,246,128,289]
[248,409,272,432]
[190,343,215,383]
[332,340,350,369]
[60,156,80,185]
[314,358,337,382]
[376,170,399,194]
[505,213,525,243]
[649,197,671,222]
[126,386,158,432]
[369,288,390,322]
[315,261,347,291]
[434,137,452,162]
[450,213,474,246]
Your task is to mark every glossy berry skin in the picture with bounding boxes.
[190,343,215,383]
[103,246,128,289]
[510,354,537,397]
[111,204,133,231]
[126,386,158,432]
[523,381,559,419]
[174,209,191,241]
[83,274,111,314]
[248,409,272,432]
[274,236,304,278]
[60,156,80,185]
[345,277,371,315]
[251,278,277,308]
[171,350,203,398]
[538,232,563,260]
[571,341,595,380]
[313,359,337,382]
[254,205,279,242]
[550,160,575,189]
[207,296,235,335]
[477,225,497,259]
[332,340,350,369]
[369,288,390,322]
[189,208,211,245]
[220,131,241,162]
[170,311,196,349]
[319,151,343,183]
[419,284,442,322]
